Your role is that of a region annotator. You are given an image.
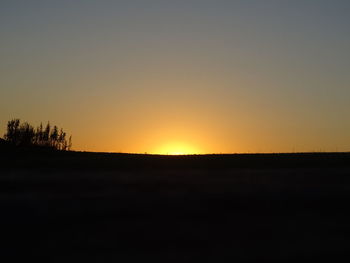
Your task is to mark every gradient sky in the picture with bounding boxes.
[1,0,350,154]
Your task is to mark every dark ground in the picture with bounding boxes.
[1,146,350,262]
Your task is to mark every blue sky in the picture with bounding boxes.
[1,1,349,153]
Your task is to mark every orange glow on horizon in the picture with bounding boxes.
[151,142,201,155]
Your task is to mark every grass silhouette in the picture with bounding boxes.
[1,147,350,262]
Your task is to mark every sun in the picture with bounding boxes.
[152,142,199,155]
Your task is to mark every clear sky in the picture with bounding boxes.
[1,1,349,154]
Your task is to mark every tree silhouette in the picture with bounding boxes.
[4,119,20,145]
[18,122,35,146]
[35,123,43,146]
[3,119,72,150]
[43,122,51,147]
[50,125,59,148]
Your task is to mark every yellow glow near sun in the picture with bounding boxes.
[152,142,200,155]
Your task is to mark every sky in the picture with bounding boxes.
[1,0,350,154]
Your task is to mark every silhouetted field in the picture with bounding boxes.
[1,146,350,262]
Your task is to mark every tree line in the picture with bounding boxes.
[3,119,72,150]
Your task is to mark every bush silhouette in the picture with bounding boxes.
[3,119,72,150]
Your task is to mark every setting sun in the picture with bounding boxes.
[152,142,200,155]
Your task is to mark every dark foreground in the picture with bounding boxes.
[1,148,350,262]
